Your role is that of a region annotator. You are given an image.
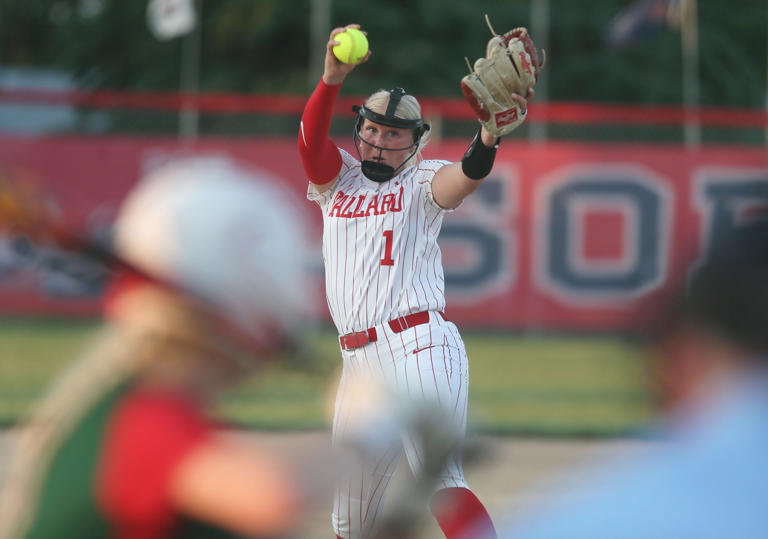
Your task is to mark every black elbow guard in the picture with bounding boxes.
[461,128,500,180]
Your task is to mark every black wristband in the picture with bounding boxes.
[461,128,500,180]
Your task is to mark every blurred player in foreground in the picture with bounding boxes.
[497,218,768,538]
[0,159,312,538]
[298,19,543,539]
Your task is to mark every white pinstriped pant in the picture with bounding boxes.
[331,311,470,539]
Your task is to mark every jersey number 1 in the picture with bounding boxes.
[381,230,395,266]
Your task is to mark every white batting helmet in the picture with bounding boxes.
[112,157,310,349]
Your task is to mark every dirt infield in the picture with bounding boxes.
[0,430,647,538]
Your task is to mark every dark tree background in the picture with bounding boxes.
[1,0,765,107]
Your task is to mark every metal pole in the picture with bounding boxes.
[309,0,332,90]
[529,0,550,144]
[681,0,700,148]
[179,0,202,140]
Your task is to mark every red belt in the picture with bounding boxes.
[339,311,446,351]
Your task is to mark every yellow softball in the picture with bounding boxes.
[332,28,369,65]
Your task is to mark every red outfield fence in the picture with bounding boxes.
[2,88,768,128]
[1,135,767,331]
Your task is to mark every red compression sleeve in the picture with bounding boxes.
[298,80,343,184]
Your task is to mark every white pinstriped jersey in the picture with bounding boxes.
[308,148,451,335]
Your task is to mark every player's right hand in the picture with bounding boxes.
[322,24,371,86]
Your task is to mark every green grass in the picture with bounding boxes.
[0,320,655,436]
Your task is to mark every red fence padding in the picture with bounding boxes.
[2,136,767,329]
[2,89,767,128]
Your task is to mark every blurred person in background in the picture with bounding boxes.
[298,21,536,539]
[0,158,312,538]
[495,217,768,538]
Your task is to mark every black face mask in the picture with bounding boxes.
[354,130,420,182]
[352,88,430,183]
[360,159,397,183]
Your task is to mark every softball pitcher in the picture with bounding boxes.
[298,21,542,539]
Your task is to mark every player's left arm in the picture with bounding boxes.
[430,93,528,210]
[432,18,543,210]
